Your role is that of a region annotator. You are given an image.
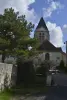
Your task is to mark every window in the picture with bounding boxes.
[39,32,45,42]
[45,53,50,60]
[39,34,41,41]
[39,33,41,36]
[42,33,44,36]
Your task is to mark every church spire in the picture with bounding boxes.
[36,17,48,31]
[34,17,50,43]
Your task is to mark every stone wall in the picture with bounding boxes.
[62,53,66,66]
[0,63,17,91]
[34,27,50,43]
[33,52,63,69]
[0,55,16,64]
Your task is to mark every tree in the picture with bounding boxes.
[0,8,38,62]
[59,60,65,70]
[0,38,10,62]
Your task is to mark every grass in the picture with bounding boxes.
[0,89,12,100]
[11,85,48,95]
[0,86,48,100]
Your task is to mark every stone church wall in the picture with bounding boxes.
[62,53,66,66]
[34,27,49,43]
[33,52,63,69]
[50,52,62,66]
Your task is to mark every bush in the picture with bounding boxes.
[58,60,65,70]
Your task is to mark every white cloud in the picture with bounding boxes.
[0,0,37,24]
[46,21,63,47]
[63,24,67,29]
[63,24,67,34]
[43,1,64,18]
[62,44,66,53]
[30,20,40,38]
[47,0,53,3]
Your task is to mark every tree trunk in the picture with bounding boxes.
[2,51,6,63]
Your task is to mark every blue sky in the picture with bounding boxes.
[30,0,67,26]
[0,0,67,52]
[29,0,67,52]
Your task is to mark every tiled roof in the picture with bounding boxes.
[38,40,62,52]
[36,17,48,31]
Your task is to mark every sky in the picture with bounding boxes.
[0,0,67,52]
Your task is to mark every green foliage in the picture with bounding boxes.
[0,7,38,62]
[0,38,10,48]
[56,60,67,73]
[60,60,65,67]
[0,91,11,100]
[58,60,65,70]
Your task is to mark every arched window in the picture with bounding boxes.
[45,53,50,60]
[39,33,41,38]
[39,33,41,36]
[42,33,44,36]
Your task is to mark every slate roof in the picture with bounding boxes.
[36,17,48,31]
[38,40,62,52]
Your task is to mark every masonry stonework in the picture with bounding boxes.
[0,63,17,91]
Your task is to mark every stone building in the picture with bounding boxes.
[34,17,66,68]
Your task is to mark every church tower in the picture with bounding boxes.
[34,17,50,44]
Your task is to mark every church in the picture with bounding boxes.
[34,17,66,68]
